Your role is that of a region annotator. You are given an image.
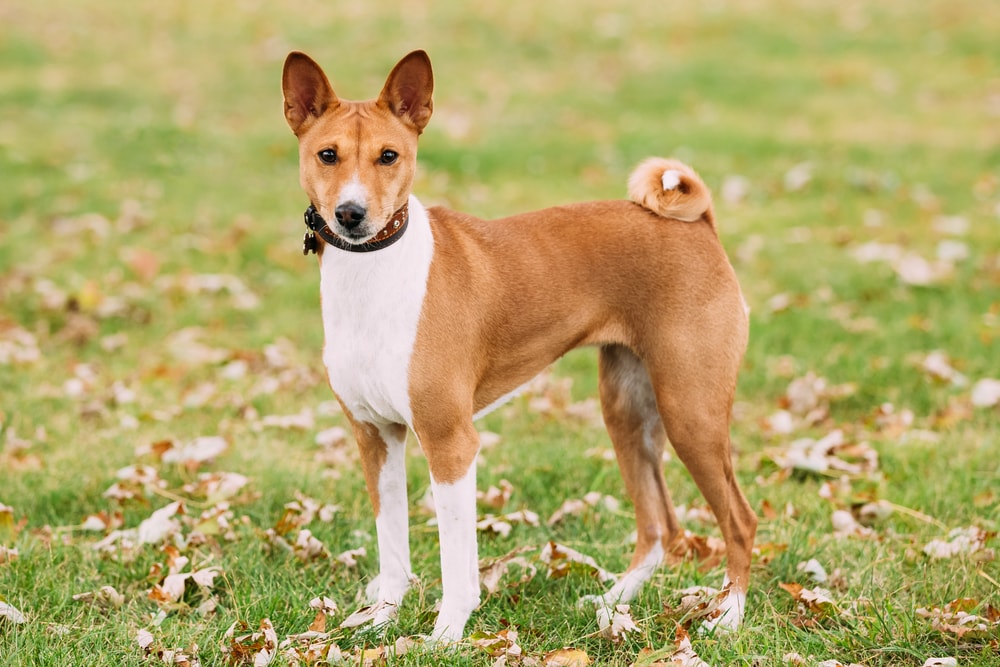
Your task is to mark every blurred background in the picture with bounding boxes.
[1,0,998,663]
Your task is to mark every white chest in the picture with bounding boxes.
[318,197,434,426]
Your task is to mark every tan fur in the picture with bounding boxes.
[282,49,757,634]
[627,157,715,226]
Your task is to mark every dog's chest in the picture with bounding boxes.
[318,205,433,426]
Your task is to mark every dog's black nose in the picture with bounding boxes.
[335,202,367,230]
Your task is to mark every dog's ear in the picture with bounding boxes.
[378,50,434,134]
[282,52,339,134]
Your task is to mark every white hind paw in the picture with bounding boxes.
[699,587,746,634]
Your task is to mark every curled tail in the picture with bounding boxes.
[627,157,715,227]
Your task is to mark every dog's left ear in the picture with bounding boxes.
[378,50,434,134]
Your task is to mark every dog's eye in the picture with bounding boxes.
[318,149,338,165]
[379,150,398,165]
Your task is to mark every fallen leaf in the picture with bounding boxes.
[919,351,968,387]
[664,531,727,571]
[540,542,616,584]
[470,627,523,659]
[796,559,828,584]
[779,582,837,615]
[768,430,878,477]
[543,647,592,666]
[971,378,1000,408]
[663,624,712,666]
[477,510,540,537]
[478,479,514,510]
[479,545,538,595]
[596,604,640,643]
[923,526,995,560]
[159,436,228,467]
[334,547,366,568]
[72,585,125,609]
[138,501,184,545]
[339,601,396,629]
[0,324,41,365]
[222,618,279,666]
[916,598,1000,639]
[831,510,875,539]
[0,599,26,624]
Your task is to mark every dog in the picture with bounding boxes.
[281,49,756,642]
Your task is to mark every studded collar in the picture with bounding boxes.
[302,202,409,254]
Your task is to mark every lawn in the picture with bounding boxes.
[1,1,998,665]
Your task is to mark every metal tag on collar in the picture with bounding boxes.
[302,231,318,255]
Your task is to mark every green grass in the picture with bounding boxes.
[2,0,999,664]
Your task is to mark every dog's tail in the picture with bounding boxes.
[627,157,715,228]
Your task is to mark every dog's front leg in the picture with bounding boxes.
[417,421,481,642]
[353,421,413,625]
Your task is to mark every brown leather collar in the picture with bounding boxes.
[303,202,409,254]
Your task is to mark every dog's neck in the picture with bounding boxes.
[303,202,410,254]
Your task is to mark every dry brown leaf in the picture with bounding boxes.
[72,585,125,609]
[768,430,878,478]
[477,510,540,538]
[547,493,620,526]
[543,647,592,666]
[480,545,538,595]
[923,526,995,561]
[633,625,712,666]
[596,604,640,643]
[471,628,524,659]
[779,582,837,616]
[665,531,726,571]
[137,501,184,545]
[540,541,616,583]
[0,599,26,624]
[917,597,1000,639]
[478,479,514,510]
[339,600,397,630]
[222,618,278,666]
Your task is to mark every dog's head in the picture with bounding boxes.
[282,51,433,244]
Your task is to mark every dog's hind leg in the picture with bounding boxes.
[580,344,681,612]
[648,335,756,632]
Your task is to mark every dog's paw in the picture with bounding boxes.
[698,588,746,634]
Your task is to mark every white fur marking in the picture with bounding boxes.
[702,575,747,633]
[320,195,434,426]
[367,426,413,610]
[579,541,664,611]
[661,169,682,191]
[429,463,480,642]
[337,173,369,209]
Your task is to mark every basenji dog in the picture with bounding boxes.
[281,49,756,642]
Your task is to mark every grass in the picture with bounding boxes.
[2,0,999,664]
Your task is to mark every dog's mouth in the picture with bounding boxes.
[339,227,373,243]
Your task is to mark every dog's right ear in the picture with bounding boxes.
[282,52,339,135]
